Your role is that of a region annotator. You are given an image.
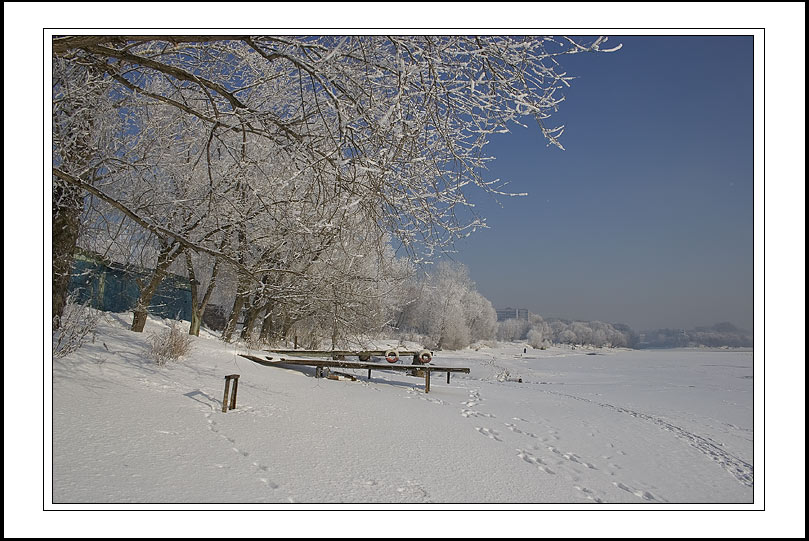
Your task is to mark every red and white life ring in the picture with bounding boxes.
[385,349,399,363]
[419,350,432,363]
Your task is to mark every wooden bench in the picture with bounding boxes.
[239,354,470,393]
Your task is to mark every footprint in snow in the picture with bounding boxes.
[461,409,495,418]
[613,481,667,502]
[516,449,555,474]
[574,485,604,503]
[207,414,279,490]
[259,477,279,489]
[505,423,538,438]
[475,427,503,442]
[547,446,598,470]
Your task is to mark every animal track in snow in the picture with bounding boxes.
[204,412,279,490]
[504,423,538,438]
[516,449,555,474]
[574,485,604,503]
[461,409,495,418]
[395,480,432,503]
[475,427,503,442]
[405,387,447,405]
[461,389,483,408]
[546,446,598,470]
[535,388,753,488]
[613,481,667,502]
[259,477,279,489]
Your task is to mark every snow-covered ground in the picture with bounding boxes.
[47,313,756,508]
[2,305,799,537]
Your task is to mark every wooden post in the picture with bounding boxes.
[447,371,451,384]
[229,375,239,410]
[368,369,372,380]
[221,377,231,413]
[424,368,431,393]
[222,374,240,412]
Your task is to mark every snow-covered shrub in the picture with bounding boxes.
[482,356,512,382]
[53,294,100,359]
[527,328,549,349]
[149,321,192,366]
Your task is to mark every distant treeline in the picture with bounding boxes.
[497,316,640,349]
[497,317,753,349]
[638,322,753,349]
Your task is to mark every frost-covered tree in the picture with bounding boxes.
[496,318,531,342]
[397,262,496,350]
[52,35,619,330]
[52,55,118,329]
[464,289,498,345]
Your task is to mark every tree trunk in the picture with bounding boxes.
[185,252,221,336]
[52,180,83,330]
[258,301,274,342]
[131,241,183,332]
[186,252,201,335]
[280,314,292,342]
[189,309,203,336]
[240,297,261,341]
[222,293,246,342]
[131,309,149,333]
[222,274,250,342]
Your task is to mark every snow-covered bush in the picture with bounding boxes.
[53,294,100,359]
[527,328,549,349]
[482,356,513,382]
[149,321,193,366]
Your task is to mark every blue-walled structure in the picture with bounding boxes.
[68,251,192,321]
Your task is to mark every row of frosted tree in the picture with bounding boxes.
[497,316,639,348]
[52,35,620,347]
[639,323,752,349]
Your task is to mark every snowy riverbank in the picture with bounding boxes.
[49,313,755,505]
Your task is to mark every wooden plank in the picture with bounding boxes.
[241,355,466,374]
[240,354,469,373]
[331,371,358,381]
[266,349,427,357]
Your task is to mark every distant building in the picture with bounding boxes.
[496,307,531,322]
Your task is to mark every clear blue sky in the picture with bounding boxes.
[452,36,754,332]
